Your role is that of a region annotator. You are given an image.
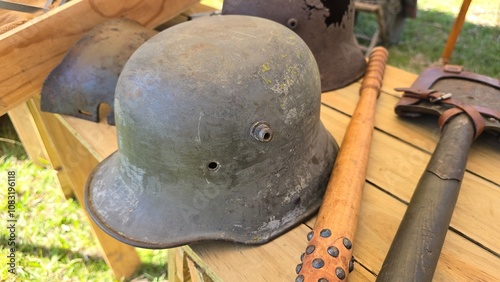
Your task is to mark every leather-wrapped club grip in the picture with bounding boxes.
[295,47,388,282]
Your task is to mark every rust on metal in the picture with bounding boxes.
[222,0,366,91]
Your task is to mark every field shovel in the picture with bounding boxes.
[377,65,500,281]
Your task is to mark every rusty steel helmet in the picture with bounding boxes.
[41,18,157,125]
[85,15,339,249]
[222,0,367,91]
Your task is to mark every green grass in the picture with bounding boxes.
[0,158,170,282]
[0,157,110,281]
[0,116,26,161]
[1,0,498,281]
[0,160,170,282]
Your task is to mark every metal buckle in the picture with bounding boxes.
[429,92,452,103]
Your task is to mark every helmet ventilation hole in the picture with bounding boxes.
[78,109,92,116]
[208,162,219,171]
[251,121,273,142]
[263,132,271,141]
[287,18,298,30]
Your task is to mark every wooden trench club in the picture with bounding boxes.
[296,46,389,282]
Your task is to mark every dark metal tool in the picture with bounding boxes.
[0,0,66,13]
[0,0,44,13]
[41,18,157,125]
[377,65,500,281]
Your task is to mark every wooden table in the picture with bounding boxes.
[24,64,500,281]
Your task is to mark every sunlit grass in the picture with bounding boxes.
[0,158,170,282]
[418,0,499,26]
[355,0,499,76]
[0,122,169,281]
[0,157,114,281]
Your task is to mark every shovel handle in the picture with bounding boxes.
[377,113,475,281]
[295,47,388,282]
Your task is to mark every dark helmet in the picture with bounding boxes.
[222,0,367,91]
[41,19,157,124]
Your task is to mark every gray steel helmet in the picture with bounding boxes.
[222,0,367,91]
[85,15,339,249]
[41,19,157,125]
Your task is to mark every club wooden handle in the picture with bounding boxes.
[295,47,388,282]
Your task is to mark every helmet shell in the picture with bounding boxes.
[85,15,338,248]
[222,0,367,91]
[41,19,157,124]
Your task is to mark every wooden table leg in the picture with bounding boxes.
[169,248,190,282]
[168,248,215,282]
[8,101,73,198]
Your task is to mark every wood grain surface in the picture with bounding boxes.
[0,0,198,116]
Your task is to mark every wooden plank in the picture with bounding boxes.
[377,64,417,96]
[7,102,50,166]
[320,105,500,255]
[354,184,500,280]
[168,248,183,282]
[7,101,73,197]
[183,2,218,15]
[175,248,191,282]
[181,248,224,282]
[32,98,141,279]
[187,183,500,281]
[156,3,217,31]
[186,255,213,282]
[321,83,500,185]
[63,114,117,161]
[25,98,74,198]
[0,0,199,116]
[189,224,375,281]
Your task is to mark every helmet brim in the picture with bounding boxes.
[85,124,338,249]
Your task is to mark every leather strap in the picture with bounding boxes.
[438,105,484,140]
[396,87,500,140]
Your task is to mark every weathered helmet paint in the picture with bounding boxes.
[222,0,367,91]
[85,15,339,248]
[41,19,157,125]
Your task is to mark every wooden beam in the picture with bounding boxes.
[8,100,74,198]
[168,248,192,282]
[24,98,74,198]
[0,0,199,116]
[7,102,50,167]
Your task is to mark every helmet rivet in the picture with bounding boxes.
[251,122,273,142]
